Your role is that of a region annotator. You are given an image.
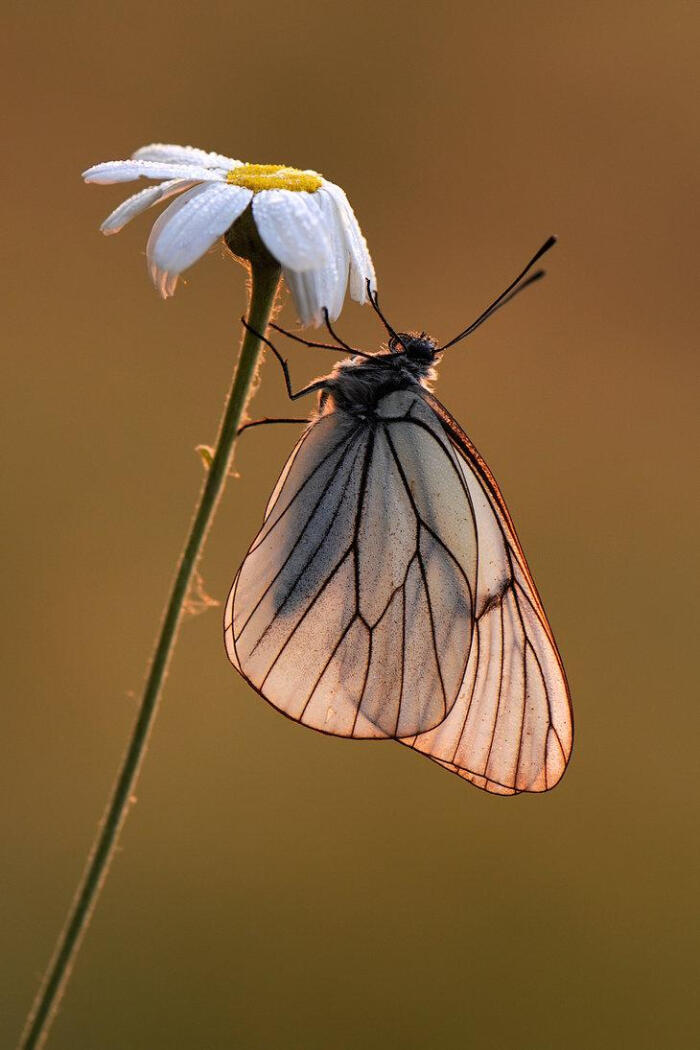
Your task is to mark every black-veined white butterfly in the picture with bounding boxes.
[225,237,573,795]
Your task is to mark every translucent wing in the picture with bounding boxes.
[400,395,573,794]
[225,390,477,739]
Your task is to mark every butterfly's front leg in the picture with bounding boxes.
[241,318,328,402]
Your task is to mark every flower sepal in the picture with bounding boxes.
[223,204,280,272]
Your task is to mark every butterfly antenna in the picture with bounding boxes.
[438,235,557,352]
[366,279,406,352]
[488,269,546,310]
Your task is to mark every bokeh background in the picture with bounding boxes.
[3,2,698,1048]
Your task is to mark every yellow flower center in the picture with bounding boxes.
[226,163,323,193]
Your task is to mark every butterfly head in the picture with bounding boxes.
[389,332,441,374]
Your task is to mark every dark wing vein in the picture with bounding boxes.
[482,600,506,776]
[259,547,355,690]
[299,616,358,722]
[383,426,450,715]
[252,422,362,551]
[238,436,365,645]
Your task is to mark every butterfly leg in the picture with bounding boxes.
[241,318,328,401]
[269,315,371,359]
[236,417,309,436]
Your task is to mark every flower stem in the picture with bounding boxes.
[19,258,282,1050]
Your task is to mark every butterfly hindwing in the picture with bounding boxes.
[399,394,573,793]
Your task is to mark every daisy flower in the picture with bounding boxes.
[82,143,376,326]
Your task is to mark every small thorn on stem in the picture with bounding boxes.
[196,445,214,469]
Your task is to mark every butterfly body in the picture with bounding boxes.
[317,333,438,417]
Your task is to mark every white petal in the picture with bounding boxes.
[146,182,252,297]
[283,256,347,328]
[132,143,241,171]
[319,190,351,320]
[164,271,179,298]
[100,179,194,235]
[82,159,225,185]
[283,270,317,327]
[320,182,376,302]
[252,190,332,272]
[282,191,350,325]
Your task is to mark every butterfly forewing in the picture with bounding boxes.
[399,395,573,793]
[225,390,477,739]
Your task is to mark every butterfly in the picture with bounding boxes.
[224,237,573,794]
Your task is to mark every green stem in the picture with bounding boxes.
[19,258,282,1050]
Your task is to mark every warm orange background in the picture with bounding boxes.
[3,2,698,1048]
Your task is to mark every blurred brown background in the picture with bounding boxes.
[3,2,698,1048]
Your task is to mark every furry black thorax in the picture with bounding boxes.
[321,332,441,416]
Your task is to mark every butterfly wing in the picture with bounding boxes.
[400,394,574,794]
[225,390,478,739]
